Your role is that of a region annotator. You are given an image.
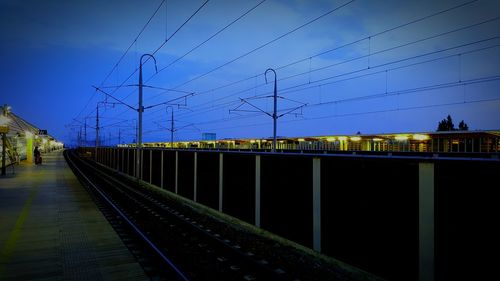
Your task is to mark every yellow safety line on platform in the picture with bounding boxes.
[0,186,39,278]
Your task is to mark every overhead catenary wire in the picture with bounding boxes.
[200,97,500,134]
[189,77,500,133]
[103,0,268,121]
[171,7,496,120]
[100,0,167,88]
[146,0,268,84]
[174,36,500,122]
[171,0,356,90]
[82,0,213,140]
[98,0,211,107]
[117,35,500,141]
[170,52,500,132]
[277,36,500,96]
[102,0,480,126]
[170,0,481,108]
[76,1,498,144]
[279,44,500,97]
[70,0,167,126]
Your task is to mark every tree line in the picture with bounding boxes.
[437,115,468,131]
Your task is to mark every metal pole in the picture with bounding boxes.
[95,104,99,160]
[273,76,277,153]
[137,54,157,178]
[2,133,6,176]
[171,108,174,149]
[84,119,87,146]
[137,59,143,178]
[78,126,82,147]
[265,68,277,153]
[166,106,174,148]
[166,106,174,149]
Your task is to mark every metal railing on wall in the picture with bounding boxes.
[82,146,499,281]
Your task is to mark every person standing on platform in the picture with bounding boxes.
[34,146,41,165]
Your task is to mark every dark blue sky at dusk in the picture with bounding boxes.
[1,0,499,146]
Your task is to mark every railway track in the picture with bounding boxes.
[65,149,298,281]
[66,149,384,281]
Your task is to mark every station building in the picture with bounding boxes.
[134,130,500,154]
[0,104,63,168]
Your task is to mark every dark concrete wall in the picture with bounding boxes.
[151,150,162,187]
[163,151,176,192]
[434,160,498,281]
[126,149,135,177]
[142,150,151,183]
[117,149,122,172]
[177,151,194,199]
[196,152,219,210]
[223,153,255,224]
[321,157,419,281]
[90,147,500,281]
[261,155,313,248]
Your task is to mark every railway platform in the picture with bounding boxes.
[0,150,148,281]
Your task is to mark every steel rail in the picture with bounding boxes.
[64,150,190,281]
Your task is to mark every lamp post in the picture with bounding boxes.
[136,54,158,179]
[265,68,277,153]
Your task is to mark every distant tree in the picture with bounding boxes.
[437,115,455,131]
[437,115,469,131]
[458,120,469,131]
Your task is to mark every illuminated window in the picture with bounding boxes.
[413,134,429,141]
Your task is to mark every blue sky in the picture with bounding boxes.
[1,0,499,145]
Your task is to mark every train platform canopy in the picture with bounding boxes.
[1,104,63,167]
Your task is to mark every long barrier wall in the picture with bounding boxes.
[82,147,499,281]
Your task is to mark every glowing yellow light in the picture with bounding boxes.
[250,139,255,143]
[326,137,336,142]
[373,138,383,141]
[338,136,347,141]
[350,136,361,141]
[395,135,408,141]
[297,138,305,142]
[413,134,429,141]
[261,139,267,142]
[279,140,284,143]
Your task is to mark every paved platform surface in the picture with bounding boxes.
[0,150,148,281]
